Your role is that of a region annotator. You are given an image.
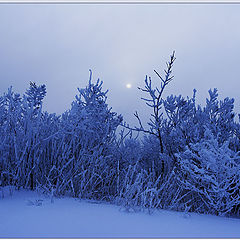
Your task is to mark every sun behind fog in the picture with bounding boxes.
[126,83,132,89]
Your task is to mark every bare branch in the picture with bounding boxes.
[154,70,164,83]
[122,51,176,155]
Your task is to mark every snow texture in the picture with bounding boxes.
[0,187,240,238]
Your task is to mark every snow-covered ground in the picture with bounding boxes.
[0,187,240,238]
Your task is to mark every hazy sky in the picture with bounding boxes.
[1,3,240,126]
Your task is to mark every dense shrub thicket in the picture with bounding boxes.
[1,57,240,218]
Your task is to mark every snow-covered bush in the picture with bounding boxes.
[0,74,123,201]
[41,71,123,199]
[163,88,238,153]
[116,162,160,212]
[1,57,240,219]
[175,127,240,216]
[140,135,162,171]
[203,88,236,145]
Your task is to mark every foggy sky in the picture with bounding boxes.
[0,3,240,126]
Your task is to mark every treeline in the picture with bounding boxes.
[0,55,240,218]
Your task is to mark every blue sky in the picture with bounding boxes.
[0,3,240,126]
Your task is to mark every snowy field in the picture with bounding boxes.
[0,187,240,238]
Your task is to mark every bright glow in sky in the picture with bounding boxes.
[126,83,132,89]
[0,4,240,126]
